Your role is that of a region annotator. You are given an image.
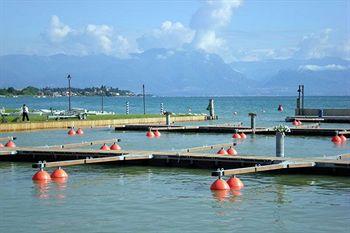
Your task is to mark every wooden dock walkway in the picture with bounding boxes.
[115,124,350,136]
[286,116,350,123]
[1,146,349,176]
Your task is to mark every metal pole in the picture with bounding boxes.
[126,101,129,115]
[166,112,171,126]
[67,74,72,112]
[209,99,215,118]
[142,84,146,115]
[301,85,305,115]
[101,93,104,113]
[276,132,285,157]
[249,113,256,133]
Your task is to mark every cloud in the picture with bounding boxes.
[48,15,72,42]
[190,0,243,62]
[298,64,349,71]
[137,21,195,50]
[44,16,138,57]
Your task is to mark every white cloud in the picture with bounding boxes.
[190,0,243,62]
[45,16,138,57]
[137,21,195,50]
[298,64,349,71]
[48,15,72,42]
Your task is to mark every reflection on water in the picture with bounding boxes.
[32,178,68,200]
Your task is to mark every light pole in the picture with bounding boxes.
[67,74,72,112]
[142,84,146,115]
[101,90,104,113]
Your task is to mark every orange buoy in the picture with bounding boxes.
[239,132,247,139]
[210,178,230,190]
[232,133,241,139]
[292,120,300,126]
[297,120,302,125]
[339,135,347,143]
[68,128,76,136]
[32,169,51,181]
[110,142,121,150]
[146,130,154,138]
[217,147,228,155]
[100,143,110,150]
[278,104,283,112]
[331,135,342,144]
[51,167,68,179]
[154,130,161,137]
[5,140,16,148]
[227,176,244,190]
[227,146,237,155]
[76,128,84,135]
[0,143,4,148]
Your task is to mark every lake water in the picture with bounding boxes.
[0,96,349,232]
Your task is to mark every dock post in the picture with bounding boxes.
[248,113,257,133]
[276,132,285,157]
[207,99,215,119]
[165,112,171,126]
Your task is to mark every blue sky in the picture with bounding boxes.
[0,0,349,62]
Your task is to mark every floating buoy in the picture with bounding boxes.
[297,120,302,125]
[232,133,241,139]
[5,140,16,148]
[51,167,68,179]
[278,104,283,112]
[68,128,76,136]
[292,120,299,126]
[227,176,244,190]
[110,142,121,150]
[76,128,84,135]
[227,146,237,155]
[239,132,247,139]
[217,147,228,155]
[331,135,342,144]
[154,130,161,137]
[146,130,154,138]
[340,135,347,143]
[210,178,230,190]
[100,143,110,150]
[32,169,51,181]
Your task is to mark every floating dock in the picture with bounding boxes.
[115,124,350,136]
[1,144,349,176]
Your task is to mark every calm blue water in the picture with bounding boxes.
[0,96,349,233]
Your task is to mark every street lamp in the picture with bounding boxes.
[67,74,72,112]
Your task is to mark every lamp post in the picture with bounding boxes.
[67,74,72,112]
[142,84,146,115]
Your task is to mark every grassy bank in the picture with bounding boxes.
[1,114,171,124]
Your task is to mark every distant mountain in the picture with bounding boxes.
[0,50,252,96]
[0,51,349,96]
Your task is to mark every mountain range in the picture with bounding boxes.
[0,49,349,96]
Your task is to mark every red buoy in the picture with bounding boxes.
[217,147,228,155]
[100,143,110,150]
[210,178,230,190]
[68,128,76,136]
[146,130,154,138]
[110,142,121,150]
[227,146,237,155]
[76,128,84,135]
[232,133,241,139]
[227,176,244,190]
[51,167,68,179]
[340,135,347,143]
[278,104,283,112]
[32,169,51,181]
[292,120,299,126]
[154,130,161,137]
[331,135,342,144]
[239,132,247,139]
[297,120,302,125]
[5,140,16,148]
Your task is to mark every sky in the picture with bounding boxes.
[0,0,349,62]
